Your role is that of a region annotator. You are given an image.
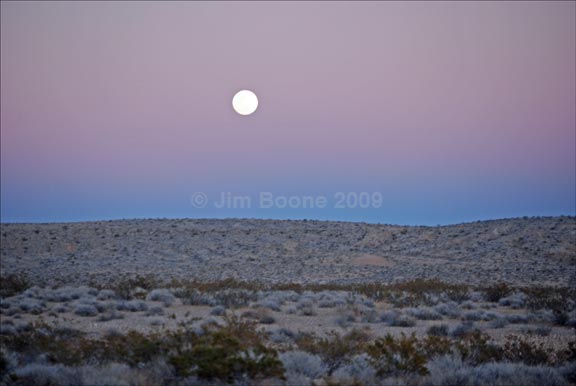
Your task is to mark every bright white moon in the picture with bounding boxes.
[232,90,258,115]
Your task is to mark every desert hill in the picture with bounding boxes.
[1,216,574,287]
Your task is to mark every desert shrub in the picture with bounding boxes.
[461,301,478,310]
[210,306,226,316]
[456,331,503,365]
[502,335,552,365]
[406,307,443,320]
[499,291,528,309]
[279,350,327,379]
[318,295,345,308]
[74,305,99,317]
[532,326,552,337]
[462,310,486,321]
[451,321,479,339]
[96,289,117,301]
[40,287,98,303]
[297,300,316,316]
[184,290,215,306]
[331,353,376,385]
[506,314,529,324]
[98,310,125,322]
[10,360,172,386]
[109,275,159,300]
[12,363,80,385]
[259,315,275,325]
[0,273,30,297]
[420,335,453,358]
[146,289,175,307]
[434,302,461,318]
[524,286,575,313]
[268,328,296,344]
[241,308,274,324]
[427,362,568,386]
[362,299,375,308]
[367,333,429,376]
[385,279,469,306]
[295,329,371,373]
[334,310,356,328]
[489,317,509,329]
[483,283,511,302]
[184,288,258,308]
[168,316,284,382]
[145,306,164,316]
[360,308,379,323]
[53,305,69,314]
[559,362,576,384]
[427,324,449,337]
[94,301,116,313]
[425,354,465,383]
[116,300,148,312]
[0,324,16,336]
[380,310,416,327]
[18,298,45,314]
[257,299,282,312]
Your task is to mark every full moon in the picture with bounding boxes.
[232,90,258,115]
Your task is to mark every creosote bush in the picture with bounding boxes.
[483,283,511,302]
[0,273,30,297]
[367,333,429,376]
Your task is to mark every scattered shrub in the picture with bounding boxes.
[451,321,478,338]
[146,289,175,307]
[0,273,30,297]
[268,328,295,344]
[426,361,568,386]
[367,333,429,376]
[461,301,478,310]
[462,310,486,321]
[506,314,529,324]
[18,298,45,314]
[503,335,552,365]
[295,329,371,373]
[257,299,282,312]
[406,307,443,320]
[427,324,449,337]
[210,306,226,316]
[96,290,117,301]
[98,310,125,322]
[279,350,327,379]
[74,305,98,317]
[499,291,528,309]
[116,300,148,312]
[489,317,509,329]
[483,283,511,302]
[110,275,158,300]
[145,306,164,316]
[335,311,355,328]
[434,302,461,318]
[297,300,316,316]
[380,310,416,327]
[331,353,376,385]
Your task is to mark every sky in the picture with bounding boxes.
[1,1,575,225]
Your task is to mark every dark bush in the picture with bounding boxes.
[0,274,30,297]
[427,324,449,337]
[483,283,511,302]
[367,333,429,376]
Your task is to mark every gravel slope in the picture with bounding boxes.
[1,216,575,287]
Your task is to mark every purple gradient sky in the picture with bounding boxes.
[1,1,575,225]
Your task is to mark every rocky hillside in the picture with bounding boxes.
[1,216,574,287]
